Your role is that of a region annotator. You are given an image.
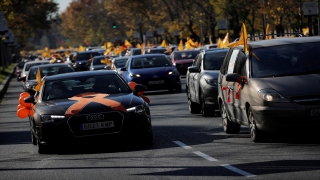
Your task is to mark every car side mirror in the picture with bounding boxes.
[120,67,127,71]
[24,96,36,105]
[188,66,200,73]
[134,84,147,95]
[18,76,26,82]
[226,73,240,82]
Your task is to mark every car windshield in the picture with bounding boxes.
[251,42,320,78]
[25,62,49,71]
[42,74,131,101]
[28,66,74,80]
[75,52,99,61]
[114,58,128,68]
[131,56,172,69]
[93,57,105,65]
[203,52,226,70]
[174,51,199,60]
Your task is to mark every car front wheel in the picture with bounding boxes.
[188,90,201,114]
[200,91,214,117]
[221,103,240,134]
[248,107,266,142]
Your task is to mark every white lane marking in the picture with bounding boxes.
[193,151,219,162]
[173,141,192,149]
[221,164,256,177]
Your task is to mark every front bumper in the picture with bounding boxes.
[37,111,151,144]
[251,105,320,131]
[202,84,219,109]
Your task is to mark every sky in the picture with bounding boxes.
[55,0,73,13]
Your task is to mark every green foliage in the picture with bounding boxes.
[0,63,16,84]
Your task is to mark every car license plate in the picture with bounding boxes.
[148,80,164,84]
[80,121,114,130]
[310,109,320,116]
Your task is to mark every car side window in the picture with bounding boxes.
[193,55,199,66]
[220,49,233,74]
[196,55,202,68]
[234,50,247,76]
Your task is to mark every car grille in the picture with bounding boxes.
[67,112,124,137]
[291,95,320,106]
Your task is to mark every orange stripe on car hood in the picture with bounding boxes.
[65,93,126,118]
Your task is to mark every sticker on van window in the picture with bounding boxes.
[227,49,239,74]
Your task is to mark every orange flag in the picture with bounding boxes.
[33,67,43,92]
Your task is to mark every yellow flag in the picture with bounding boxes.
[265,24,270,40]
[217,38,222,48]
[160,40,166,47]
[227,23,248,53]
[124,40,133,47]
[34,67,42,92]
[178,40,183,51]
[147,40,151,47]
[222,33,229,46]
[210,39,213,45]
[78,45,85,52]
[136,43,141,48]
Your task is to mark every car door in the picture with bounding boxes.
[193,54,203,104]
[230,50,248,123]
[218,48,241,121]
[188,55,200,102]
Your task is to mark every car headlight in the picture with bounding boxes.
[40,115,65,123]
[173,63,176,66]
[258,89,289,102]
[168,69,180,75]
[204,78,218,86]
[130,73,141,78]
[126,105,145,113]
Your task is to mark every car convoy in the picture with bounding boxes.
[16,36,320,153]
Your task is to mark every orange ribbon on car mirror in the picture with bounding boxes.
[65,93,126,118]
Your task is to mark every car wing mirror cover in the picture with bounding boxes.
[24,95,36,105]
[18,76,26,82]
[226,73,241,82]
[134,84,147,94]
[188,66,200,73]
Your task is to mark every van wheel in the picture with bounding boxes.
[37,140,49,154]
[31,130,37,145]
[221,103,240,134]
[188,91,201,114]
[248,107,266,142]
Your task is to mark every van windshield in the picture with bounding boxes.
[251,42,320,78]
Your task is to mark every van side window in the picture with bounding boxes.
[234,51,247,76]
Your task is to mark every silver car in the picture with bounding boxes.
[218,36,320,142]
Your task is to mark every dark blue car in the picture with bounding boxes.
[120,54,182,93]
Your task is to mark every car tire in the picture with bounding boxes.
[248,107,266,142]
[221,103,240,134]
[200,91,214,117]
[187,90,201,114]
[37,140,48,154]
[175,85,182,93]
[144,131,154,145]
[31,131,37,145]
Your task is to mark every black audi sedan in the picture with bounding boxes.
[24,71,153,154]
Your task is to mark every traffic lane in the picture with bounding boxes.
[1,76,320,179]
[0,78,240,179]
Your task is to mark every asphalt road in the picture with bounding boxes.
[1,76,320,180]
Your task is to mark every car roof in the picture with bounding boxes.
[93,55,105,59]
[129,54,166,58]
[173,50,200,53]
[28,63,71,69]
[115,56,129,60]
[249,36,320,49]
[203,48,229,54]
[24,60,50,65]
[44,70,117,81]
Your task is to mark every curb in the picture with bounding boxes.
[0,65,16,101]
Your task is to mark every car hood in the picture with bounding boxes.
[37,93,143,116]
[130,66,176,75]
[174,59,194,64]
[260,74,320,96]
[202,70,220,78]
